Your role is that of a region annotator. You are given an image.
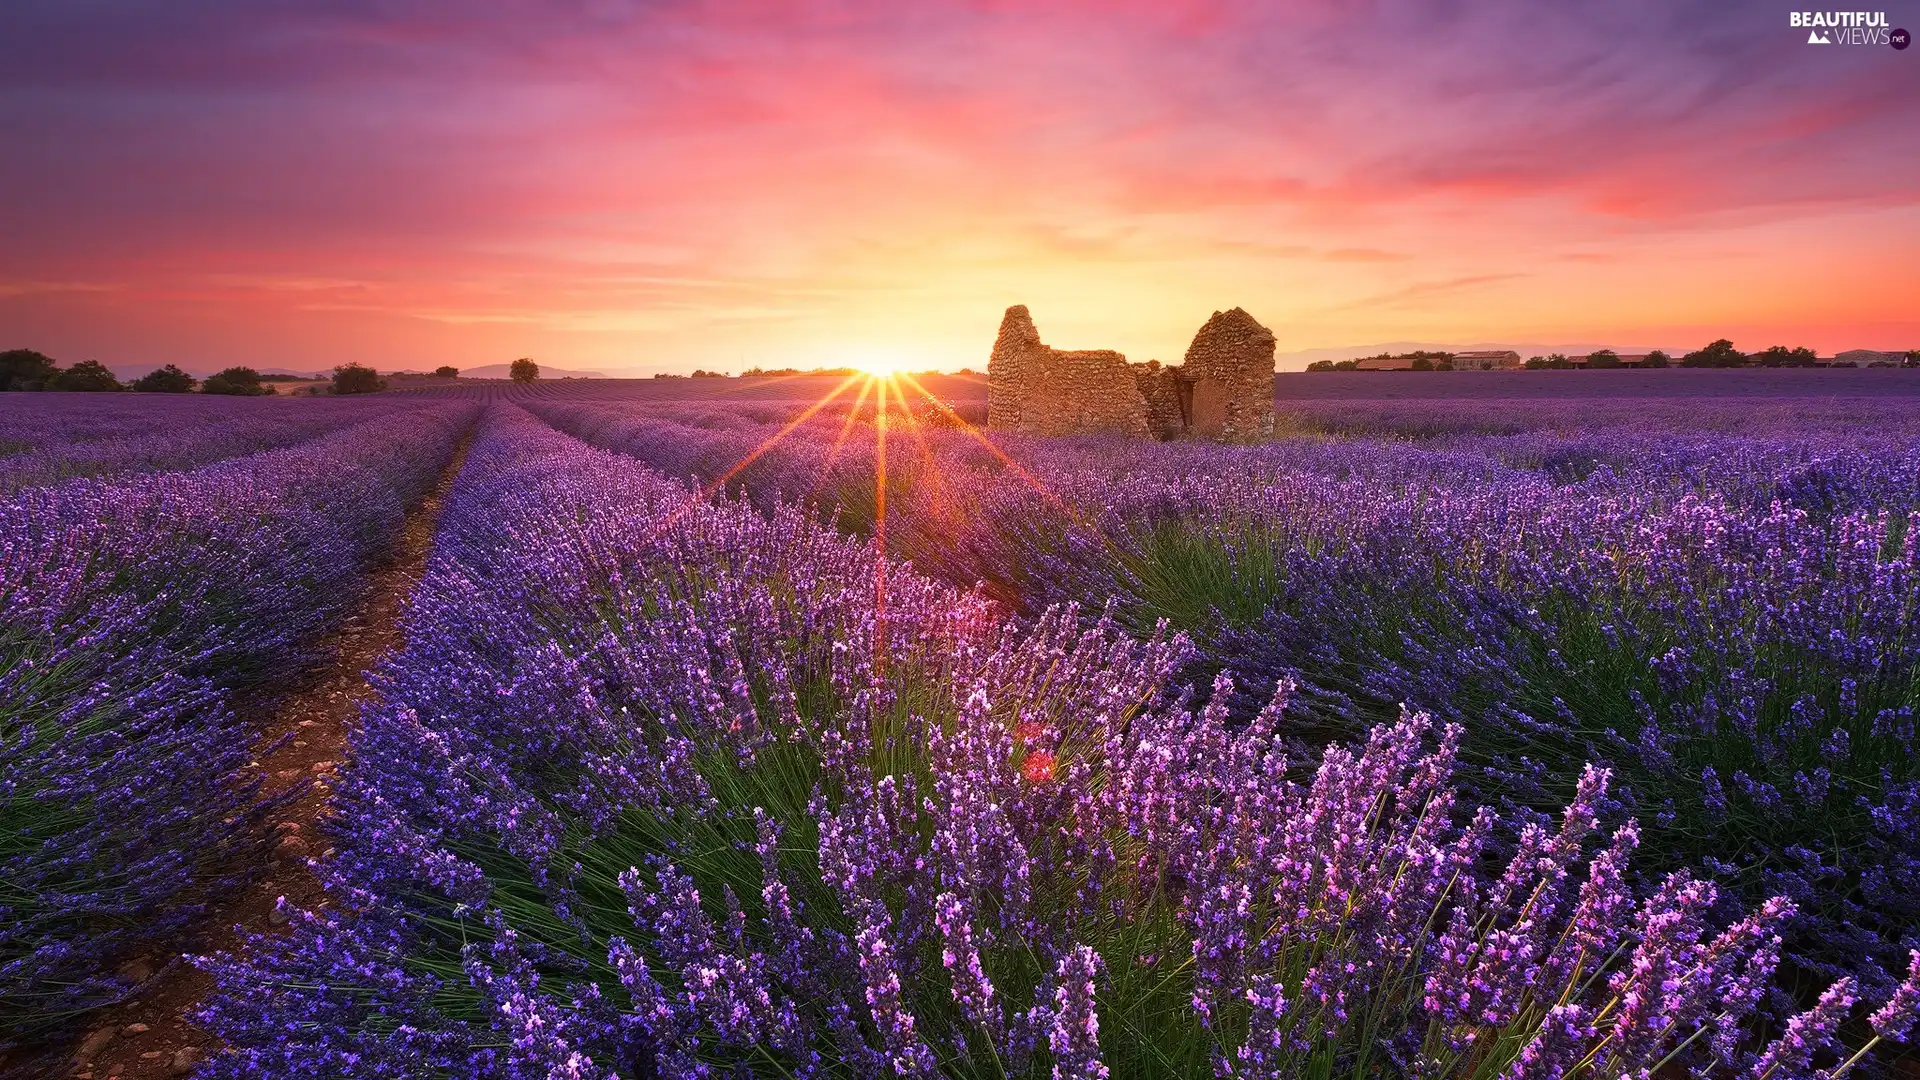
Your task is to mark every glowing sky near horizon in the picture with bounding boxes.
[2,1,1916,376]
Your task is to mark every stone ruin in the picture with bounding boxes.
[985,305,1275,440]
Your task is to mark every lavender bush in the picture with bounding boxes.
[0,393,429,494]
[196,405,1918,1078]
[0,400,476,1045]
[524,394,1920,1012]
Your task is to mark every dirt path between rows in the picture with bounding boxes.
[51,436,472,1080]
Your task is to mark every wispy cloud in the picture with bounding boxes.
[0,280,121,297]
[1325,274,1528,312]
[1321,248,1411,264]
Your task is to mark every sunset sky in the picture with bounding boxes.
[2,1,1916,376]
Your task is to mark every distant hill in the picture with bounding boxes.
[454,363,608,380]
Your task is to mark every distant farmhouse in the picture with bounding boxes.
[1833,349,1907,367]
[1452,350,1523,370]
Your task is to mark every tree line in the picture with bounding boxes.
[1307,341,1920,372]
[0,351,549,393]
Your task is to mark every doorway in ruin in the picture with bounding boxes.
[1190,377,1230,437]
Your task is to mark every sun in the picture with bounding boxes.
[847,352,908,377]
[852,360,902,378]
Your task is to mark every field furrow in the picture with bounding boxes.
[0,402,480,1071]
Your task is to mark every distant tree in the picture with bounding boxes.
[1306,360,1335,372]
[1545,353,1575,370]
[1753,345,1815,368]
[331,363,386,395]
[1643,350,1671,369]
[203,366,272,395]
[1904,349,1920,368]
[1435,360,1454,371]
[652,372,684,379]
[690,369,728,379]
[510,357,539,384]
[1584,349,1621,369]
[1410,357,1435,371]
[48,360,124,392]
[1680,339,1745,368]
[433,365,460,378]
[1333,359,1359,371]
[0,348,60,391]
[132,364,197,392]
[1525,356,1548,370]
[742,365,862,378]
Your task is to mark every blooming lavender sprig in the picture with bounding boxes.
[1867,950,1920,1042]
[1746,977,1856,1080]
[853,900,940,1078]
[934,890,1003,1044]
[1048,946,1108,1080]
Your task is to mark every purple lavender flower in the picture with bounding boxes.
[1048,946,1108,1080]
[1747,977,1856,1080]
[1868,950,1920,1042]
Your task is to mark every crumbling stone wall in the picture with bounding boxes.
[1178,308,1276,440]
[985,306,1044,430]
[986,304,1275,441]
[984,306,1151,437]
[1133,361,1187,440]
[1029,349,1152,438]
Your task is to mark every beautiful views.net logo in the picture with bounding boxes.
[1789,10,1905,45]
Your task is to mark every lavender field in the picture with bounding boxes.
[6,382,1920,1080]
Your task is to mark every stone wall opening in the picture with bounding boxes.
[1189,377,1230,437]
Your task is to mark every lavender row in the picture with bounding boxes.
[0,394,436,494]
[525,394,1920,1012]
[0,394,255,451]
[0,400,477,1046]
[196,405,1917,1078]
[530,393,1920,518]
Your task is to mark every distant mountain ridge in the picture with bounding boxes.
[453,362,608,380]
